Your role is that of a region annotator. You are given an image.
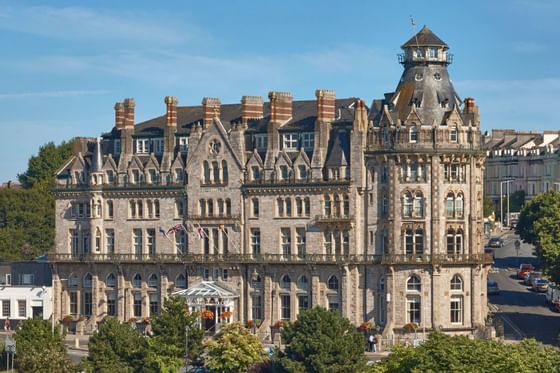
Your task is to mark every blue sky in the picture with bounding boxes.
[1,0,559,181]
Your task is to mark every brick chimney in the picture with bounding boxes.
[315,89,336,122]
[241,96,263,124]
[114,102,125,129]
[123,98,135,128]
[165,96,178,127]
[202,97,221,129]
[268,91,292,123]
[464,97,475,114]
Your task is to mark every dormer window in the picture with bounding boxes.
[179,137,188,153]
[136,139,149,154]
[409,127,418,143]
[152,138,164,154]
[415,48,423,58]
[283,133,299,150]
[255,134,268,150]
[450,127,458,142]
[428,48,438,59]
[301,132,314,151]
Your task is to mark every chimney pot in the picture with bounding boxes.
[165,96,178,127]
[315,89,336,122]
[241,96,263,124]
[202,97,221,128]
[123,98,135,128]
[268,91,292,123]
[114,102,125,129]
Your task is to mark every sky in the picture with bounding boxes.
[1,0,559,181]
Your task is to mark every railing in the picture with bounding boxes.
[314,215,354,224]
[49,253,493,265]
[186,214,241,223]
[53,179,186,191]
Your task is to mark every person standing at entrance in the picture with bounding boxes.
[4,318,10,332]
[368,334,374,352]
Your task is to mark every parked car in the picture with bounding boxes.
[525,271,542,286]
[532,278,549,293]
[517,263,535,279]
[546,284,560,305]
[488,237,504,248]
[510,219,519,229]
[487,280,500,295]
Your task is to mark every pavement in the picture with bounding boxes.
[488,230,560,345]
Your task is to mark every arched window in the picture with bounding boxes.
[277,198,284,217]
[253,275,263,289]
[106,273,116,288]
[304,197,310,216]
[297,275,309,290]
[222,160,228,183]
[146,200,153,218]
[324,195,332,216]
[217,199,224,216]
[343,194,350,217]
[175,274,187,289]
[212,161,220,183]
[154,200,160,218]
[137,200,143,218]
[456,228,464,254]
[130,200,136,218]
[327,275,339,290]
[406,275,421,292]
[446,192,455,218]
[450,274,463,291]
[324,230,333,254]
[148,274,158,288]
[285,198,292,216]
[410,162,418,180]
[203,160,210,183]
[69,273,78,288]
[447,228,455,255]
[403,192,413,217]
[95,228,101,251]
[413,192,423,217]
[404,228,414,255]
[455,193,464,218]
[414,228,424,254]
[225,199,232,216]
[281,275,291,290]
[199,199,206,216]
[83,273,93,288]
[207,199,214,216]
[133,273,142,288]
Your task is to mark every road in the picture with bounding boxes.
[488,231,560,345]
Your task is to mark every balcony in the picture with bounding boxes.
[49,253,493,266]
[314,215,354,226]
[186,214,240,224]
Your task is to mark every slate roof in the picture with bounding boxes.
[401,26,448,49]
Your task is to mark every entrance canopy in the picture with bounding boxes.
[172,281,238,308]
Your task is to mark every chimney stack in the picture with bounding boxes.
[165,96,178,128]
[268,91,292,123]
[464,97,475,114]
[241,96,263,124]
[114,102,125,129]
[202,97,221,129]
[315,89,336,122]
[123,98,135,128]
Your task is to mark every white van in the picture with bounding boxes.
[545,284,560,311]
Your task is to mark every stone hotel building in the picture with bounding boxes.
[51,27,491,336]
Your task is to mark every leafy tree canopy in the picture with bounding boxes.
[516,191,560,282]
[275,307,366,373]
[85,317,148,373]
[483,194,494,218]
[204,322,267,373]
[18,140,73,188]
[14,318,74,373]
[370,333,560,373]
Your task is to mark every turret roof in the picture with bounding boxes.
[401,26,448,49]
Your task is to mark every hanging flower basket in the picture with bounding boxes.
[219,311,232,320]
[403,322,419,333]
[246,320,255,329]
[273,320,284,329]
[359,321,375,331]
[201,309,215,320]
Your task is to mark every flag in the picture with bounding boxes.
[196,226,205,240]
[166,224,184,236]
[159,227,167,236]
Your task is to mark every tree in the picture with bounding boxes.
[85,317,148,373]
[516,191,560,282]
[14,318,74,373]
[18,140,73,188]
[369,332,560,373]
[509,190,526,212]
[204,322,267,373]
[150,296,204,363]
[275,307,366,373]
[0,139,73,260]
[483,194,494,218]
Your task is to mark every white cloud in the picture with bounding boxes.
[0,4,199,45]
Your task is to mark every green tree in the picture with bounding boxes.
[483,194,494,218]
[204,322,267,373]
[516,190,560,282]
[150,296,204,363]
[85,317,148,373]
[509,190,526,212]
[370,332,560,373]
[275,307,366,373]
[14,318,74,373]
[18,140,73,188]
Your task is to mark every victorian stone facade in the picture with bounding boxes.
[51,27,491,336]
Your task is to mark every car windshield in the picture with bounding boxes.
[538,279,549,284]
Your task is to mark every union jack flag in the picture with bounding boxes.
[166,224,184,235]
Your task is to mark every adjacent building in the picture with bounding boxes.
[51,26,491,337]
[483,129,560,214]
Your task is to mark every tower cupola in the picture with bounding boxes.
[398,26,452,66]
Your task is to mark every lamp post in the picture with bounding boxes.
[251,269,259,335]
[499,180,513,228]
[185,325,189,370]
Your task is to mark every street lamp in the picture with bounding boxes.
[500,180,513,228]
[251,269,259,335]
[185,325,189,370]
